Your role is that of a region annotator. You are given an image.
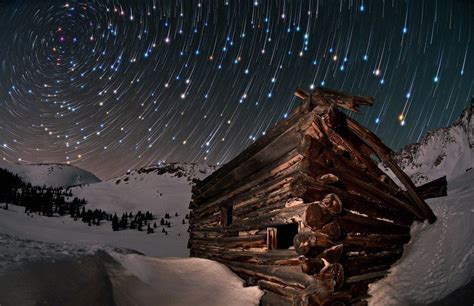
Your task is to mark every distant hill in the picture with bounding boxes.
[0,160,100,188]
[70,162,215,215]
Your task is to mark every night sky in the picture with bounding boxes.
[0,0,472,179]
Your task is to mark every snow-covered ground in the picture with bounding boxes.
[368,170,474,305]
[369,100,474,304]
[0,159,100,188]
[0,163,214,257]
[0,204,189,257]
[0,234,263,306]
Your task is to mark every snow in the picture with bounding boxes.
[369,102,474,304]
[0,160,100,188]
[0,234,263,306]
[368,170,474,305]
[389,101,473,184]
[0,233,98,274]
[70,163,213,214]
[0,163,215,257]
[111,253,263,306]
[0,204,189,257]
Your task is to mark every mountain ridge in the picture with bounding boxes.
[390,98,473,184]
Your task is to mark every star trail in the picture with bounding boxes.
[0,0,472,179]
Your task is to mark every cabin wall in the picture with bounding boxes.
[189,96,425,305]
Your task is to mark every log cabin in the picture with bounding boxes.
[188,87,445,305]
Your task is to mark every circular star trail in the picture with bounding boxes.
[0,0,472,179]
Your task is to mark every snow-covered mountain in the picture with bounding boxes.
[392,98,473,184]
[0,160,101,188]
[71,162,215,214]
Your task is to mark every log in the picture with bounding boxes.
[293,172,418,225]
[258,280,302,299]
[319,263,344,291]
[319,244,344,264]
[300,256,325,275]
[345,270,388,283]
[299,245,343,275]
[191,249,301,266]
[193,151,304,210]
[193,161,298,213]
[342,249,404,267]
[194,112,315,200]
[295,87,374,114]
[341,234,410,251]
[306,141,405,202]
[303,202,333,229]
[319,173,339,185]
[225,261,315,289]
[227,203,306,232]
[416,176,448,199]
[293,231,334,256]
[335,213,411,235]
[306,159,425,220]
[189,234,267,250]
[300,282,330,305]
[319,221,342,241]
[321,193,343,214]
[346,117,436,223]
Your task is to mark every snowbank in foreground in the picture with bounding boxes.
[368,171,474,305]
[111,253,263,306]
[0,234,262,306]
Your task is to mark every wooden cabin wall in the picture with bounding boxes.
[189,102,429,305]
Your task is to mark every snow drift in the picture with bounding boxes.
[368,170,474,305]
[369,100,474,304]
[0,234,263,306]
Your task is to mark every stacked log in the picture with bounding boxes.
[189,87,441,305]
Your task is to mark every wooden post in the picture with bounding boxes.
[267,227,277,250]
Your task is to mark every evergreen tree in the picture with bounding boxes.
[112,214,119,231]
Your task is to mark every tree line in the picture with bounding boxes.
[0,168,188,235]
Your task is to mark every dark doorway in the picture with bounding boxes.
[220,206,233,227]
[267,223,299,250]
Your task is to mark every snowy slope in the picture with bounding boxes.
[369,101,474,304]
[71,162,214,214]
[0,160,100,188]
[391,99,473,184]
[0,204,188,257]
[368,170,474,305]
